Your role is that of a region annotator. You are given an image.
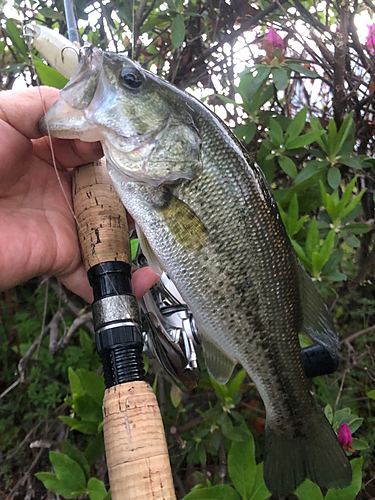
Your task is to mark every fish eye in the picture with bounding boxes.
[119,68,144,90]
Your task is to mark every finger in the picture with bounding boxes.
[61,266,160,302]
[0,87,59,139]
[33,136,103,169]
[59,265,94,303]
[131,267,161,299]
[0,119,32,186]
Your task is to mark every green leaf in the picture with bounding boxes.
[225,427,253,442]
[68,367,84,400]
[341,223,371,235]
[279,155,297,179]
[324,404,333,424]
[171,15,185,48]
[367,390,375,400]
[235,123,257,144]
[332,408,352,429]
[334,112,354,156]
[131,238,139,260]
[310,117,329,152]
[49,451,86,495]
[249,463,271,500]
[322,249,343,275]
[351,438,369,451]
[327,118,337,157]
[59,416,81,428]
[254,66,271,84]
[305,218,319,259]
[210,377,228,400]
[317,229,335,270]
[0,40,6,55]
[71,421,101,434]
[84,433,105,465]
[345,234,360,247]
[74,394,103,423]
[339,156,362,169]
[88,478,108,500]
[292,240,309,269]
[324,271,347,282]
[268,117,284,147]
[170,384,182,408]
[295,479,324,500]
[287,63,317,78]
[33,58,69,89]
[35,472,79,499]
[227,369,247,398]
[285,107,307,143]
[272,67,288,90]
[286,194,299,234]
[294,160,329,184]
[182,484,241,500]
[76,369,105,407]
[336,177,357,215]
[286,130,324,149]
[61,441,90,482]
[348,418,363,433]
[228,436,256,499]
[327,167,341,189]
[4,18,28,59]
[324,458,363,500]
[198,443,207,465]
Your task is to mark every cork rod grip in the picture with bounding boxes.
[72,159,131,269]
[72,161,176,500]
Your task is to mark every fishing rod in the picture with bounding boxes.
[27,2,177,497]
[63,5,177,498]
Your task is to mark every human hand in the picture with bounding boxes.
[0,86,160,302]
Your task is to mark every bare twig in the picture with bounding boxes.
[332,0,349,128]
[339,324,375,346]
[55,311,93,354]
[17,310,64,382]
[183,1,286,75]
[7,448,44,500]
[333,367,350,412]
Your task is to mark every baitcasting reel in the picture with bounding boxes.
[136,249,339,390]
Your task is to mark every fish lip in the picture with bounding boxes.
[100,117,168,155]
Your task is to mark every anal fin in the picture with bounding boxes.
[201,334,237,385]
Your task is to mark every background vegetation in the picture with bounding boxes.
[0,0,374,498]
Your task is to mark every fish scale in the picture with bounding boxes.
[40,46,352,497]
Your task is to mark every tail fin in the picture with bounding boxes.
[263,405,352,498]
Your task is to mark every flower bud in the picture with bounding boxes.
[337,423,352,448]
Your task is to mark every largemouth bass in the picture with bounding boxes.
[40,45,351,497]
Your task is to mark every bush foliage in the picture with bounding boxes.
[0,0,374,498]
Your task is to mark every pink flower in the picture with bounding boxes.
[266,28,284,51]
[337,423,352,448]
[366,24,375,53]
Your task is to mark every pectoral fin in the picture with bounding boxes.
[201,334,237,385]
[157,196,208,251]
[136,223,163,276]
[297,260,339,355]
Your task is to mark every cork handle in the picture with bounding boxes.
[72,159,130,269]
[72,160,176,500]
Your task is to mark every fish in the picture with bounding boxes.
[40,45,352,498]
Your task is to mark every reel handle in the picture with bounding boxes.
[72,160,176,500]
